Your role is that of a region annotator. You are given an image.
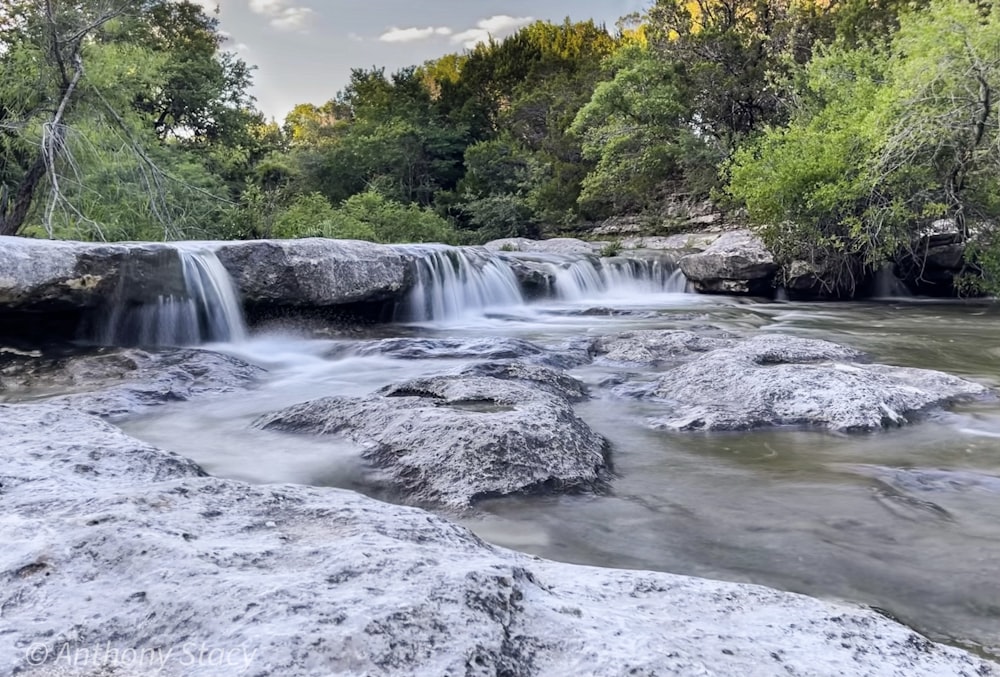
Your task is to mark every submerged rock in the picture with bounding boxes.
[679,229,778,295]
[0,348,263,417]
[337,336,550,362]
[1,403,995,677]
[256,374,609,509]
[453,361,589,401]
[624,335,988,432]
[214,238,412,308]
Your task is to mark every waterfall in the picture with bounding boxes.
[96,245,246,347]
[545,256,689,300]
[400,246,525,323]
[397,245,690,323]
[873,263,912,299]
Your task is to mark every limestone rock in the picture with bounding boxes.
[256,374,609,509]
[679,230,778,295]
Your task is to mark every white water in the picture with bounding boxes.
[398,247,691,324]
[544,256,689,301]
[97,246,246,347]
[400,246,525,323]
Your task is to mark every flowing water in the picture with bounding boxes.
[95,244,246,347]
[28,246,1000,658]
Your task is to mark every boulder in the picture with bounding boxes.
[0,236,183,311]
[589,329,736,365]
[214,238,412,308]
[620,335,988,432]
[1,402,996,677]
[256,373,609,509]
[679,230,778,295]
[0,348,263,417]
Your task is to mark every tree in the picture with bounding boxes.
[727,0,1000,292]
[0,0,246,239]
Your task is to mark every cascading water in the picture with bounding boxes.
[96,245,246,347]
[873,262,913,299]
[400,246,525,323]
[542,255,689,301]
[397,245,691,323]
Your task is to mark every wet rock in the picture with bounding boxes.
[214,238,412,308]
[627,335,988,432]
[2,403,996,677]
[453,361,588,401]
[498,255,556,297]
[256,374,609,509]
[849,465,1000,495]
[1,348,263,417]
[484,237,599,256]
[679,230,778,295]
[338,336,551,362]
[589,329,736,365]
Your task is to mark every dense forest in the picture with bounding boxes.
[2,0,999,291]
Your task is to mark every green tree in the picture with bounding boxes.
[727,0,1000,292]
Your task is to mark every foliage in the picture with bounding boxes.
[727,0,1000,292]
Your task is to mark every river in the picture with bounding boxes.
[98,262,999,661]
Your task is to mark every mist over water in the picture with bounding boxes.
[94,247,1000,659]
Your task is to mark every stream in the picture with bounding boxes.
[11,245,1000,659]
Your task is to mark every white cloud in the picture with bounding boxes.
[451,15,533,49]
[248,0,314,32]
[379,26,452,43]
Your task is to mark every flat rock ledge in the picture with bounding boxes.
[256,371,607,510]
[607,333,988,432]
[1,403,995,677]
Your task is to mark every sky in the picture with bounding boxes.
[192,1,650,121]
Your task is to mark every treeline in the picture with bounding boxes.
[2,0,999,291]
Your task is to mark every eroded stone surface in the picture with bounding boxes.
[256,374,609,509]
[679,230,778,295]
[215,238,412,307]
[0,348,263,417]
[617,335,988,432]
[1,403,995,677]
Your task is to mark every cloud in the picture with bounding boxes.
[379,26,452,43]
[451,15,533,49]
[248,0,314,32]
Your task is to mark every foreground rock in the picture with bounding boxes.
[679,229,778,295]
[214,238,412,309]
[257,373,608,509]
[1,403,995,677]
[615,334,988,432]
[0,348,263,417]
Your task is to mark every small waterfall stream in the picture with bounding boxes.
[546,256,688,300]
[97,245,246,347]
[399,246,525,323]
[397,246,691,323]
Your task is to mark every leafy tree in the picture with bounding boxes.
[727,0,1000,292]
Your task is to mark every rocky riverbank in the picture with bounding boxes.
[1,358,997,675]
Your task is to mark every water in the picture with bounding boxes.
[96,245,246,347]
[399,245,525,323]
[35,245,1000,658]
[540,254,688,301]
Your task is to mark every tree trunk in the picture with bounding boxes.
[0,155,47,236]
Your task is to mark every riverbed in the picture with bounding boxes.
[103,289,1000,659]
